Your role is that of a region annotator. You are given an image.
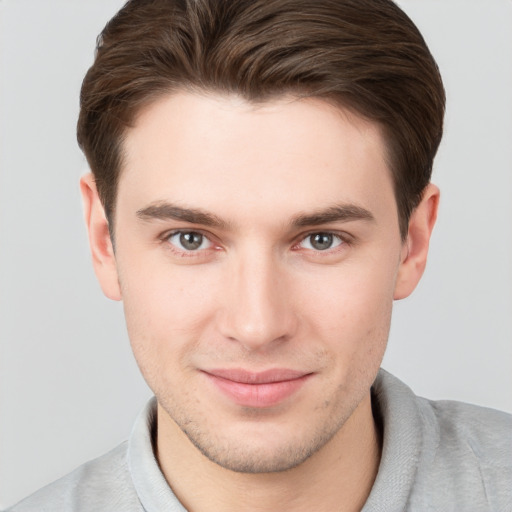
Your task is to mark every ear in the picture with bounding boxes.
[394,183,440,300]
[80,173,122,301]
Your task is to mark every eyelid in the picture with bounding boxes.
[159,227,212,242]
[160,228,220,255]
[292,230,354,253]
[299,233,343,250]
[169,231,211,251]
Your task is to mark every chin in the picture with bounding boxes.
[188,436,321,474]
[178,414,345,474]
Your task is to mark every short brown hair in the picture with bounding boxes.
[77,0,445,238]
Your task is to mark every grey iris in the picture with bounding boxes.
[180,232,203,250]
[310,233,334,250]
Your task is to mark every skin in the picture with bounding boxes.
[81,92,439,512]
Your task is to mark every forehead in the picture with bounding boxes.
[118,92,395,225]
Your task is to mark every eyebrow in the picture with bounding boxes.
[136,202,230,229]
[136,201,374,229]
[291,204,375,227]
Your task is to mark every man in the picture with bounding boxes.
[7,0,511,511]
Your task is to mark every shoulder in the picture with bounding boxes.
[369,370,512,511]
[421,396,512,470]
[421,396,512,463]
[374,369,511,467]
[414,393,512,511]
[6,442,143,512]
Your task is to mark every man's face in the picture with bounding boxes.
[110,92,405,472]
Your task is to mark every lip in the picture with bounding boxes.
[202,368,313,408]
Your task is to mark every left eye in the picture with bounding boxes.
[299,233,343,251]
[168,231,212,251]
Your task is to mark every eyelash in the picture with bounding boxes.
[160,229,352,257]
[294,232,345,252]
[161,230,217,258]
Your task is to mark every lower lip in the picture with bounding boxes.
[203,373,311,408]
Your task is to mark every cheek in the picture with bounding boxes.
[302,254,397,329]
[297,252,398,374]
[117,259,219,379]
[120,252,217,326]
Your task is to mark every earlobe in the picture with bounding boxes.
[80,173,122,301]
[394,183,440,300]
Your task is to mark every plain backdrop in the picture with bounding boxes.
[1,0,511,508]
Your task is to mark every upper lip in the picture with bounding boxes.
[203,368,311,384]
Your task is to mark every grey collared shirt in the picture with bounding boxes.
[7,370,512,511]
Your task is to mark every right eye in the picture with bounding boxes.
[167,231,212,252]
[298,232,344,251]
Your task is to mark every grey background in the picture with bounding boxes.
[1,0,511,508]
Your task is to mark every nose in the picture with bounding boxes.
[218,249,297,352]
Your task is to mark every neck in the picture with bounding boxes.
[156,393,381,512]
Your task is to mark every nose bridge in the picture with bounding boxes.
[220,243,294,350]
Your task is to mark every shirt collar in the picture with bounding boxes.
[128,397,187,512]
[362,369,424,511]
[128,369,425,512]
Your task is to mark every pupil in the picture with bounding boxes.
[180,232,202,250]
[311,233,332,250]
